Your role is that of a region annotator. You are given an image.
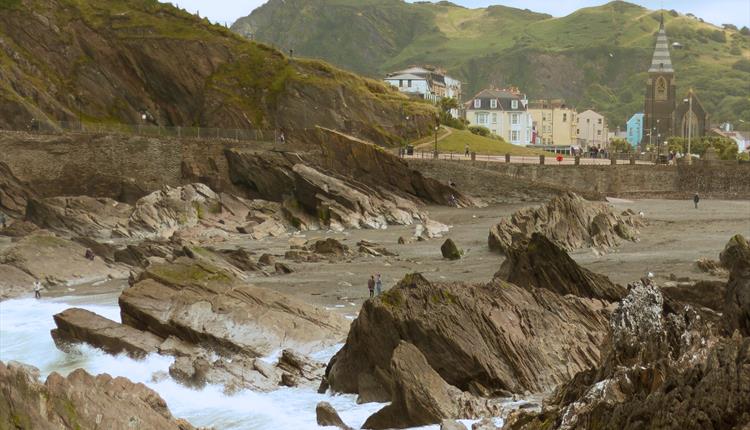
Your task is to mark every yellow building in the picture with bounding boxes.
[528,100,577,148]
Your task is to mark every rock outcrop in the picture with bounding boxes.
[323,273,610,402]
[488,193,643,254]
[722,234,750,336]
[120,258,348,357]
[227,149,423,231]
[0,162,35,219]
[363,341,500,429]
[496,233,626,302]
[0,361,196,430]
[51,308,163,358]
[0,232,127,295]
[503,281,750,430]
[25,196,132,239]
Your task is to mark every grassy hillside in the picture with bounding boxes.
[414,128,551,156]
[0,0,436,145]
[234,0,750,128]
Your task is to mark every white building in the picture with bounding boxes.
[384,66,462,117]
[464,88,533,146]
[576,110,609,149]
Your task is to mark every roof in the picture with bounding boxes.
[384,73,428,81]
[649,18,674,73]
[465,88,527,111]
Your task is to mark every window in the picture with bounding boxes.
[399,80,403,87]
[474,99,481,109]
[577,129,580,134]
[598,118,602,125]
[563,113,567,122]
[597,130,602,136]
[511,114,519,125]
[587,118,590,124]
[511,100,518,109]
[490,99,498,109]
[492,113,497,124]
[655,76,667,101]
[511,130,519,142]
[477,113,489,125]
[408,80,412,88]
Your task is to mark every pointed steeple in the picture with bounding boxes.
[649,15,674,73]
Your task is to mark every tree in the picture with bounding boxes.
[610,138,633,153]
[741,26,750,36]
[438,98,466,130]
[667,136,739,160]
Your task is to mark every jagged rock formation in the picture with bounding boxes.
[722,234,750,336]
[363,341,501,429]
[0,161,34,219]
[496,233,626,302]
[488,193,643,254]
[51,308,164,358]
[227,149,426,230]
[25,196,133,239]
[0,361,196,430]
[441,238,463,260]
[323,273,610,402]
[0,0,434,144]
[503,281,750,430]
[120,258,348,357]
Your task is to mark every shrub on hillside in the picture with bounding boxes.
[468,126,491,137]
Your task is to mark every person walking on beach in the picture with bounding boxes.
[367,275,375,298]
[33,281,42,299]
[693,193,700,209]
[465,144,470,157]
[375,274,383,296]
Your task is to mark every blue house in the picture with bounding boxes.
[626,113,644,147]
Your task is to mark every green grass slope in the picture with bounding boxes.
[235,0,750,128]
[415,128,550,156]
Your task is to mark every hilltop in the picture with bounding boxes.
[0,0,436,145]
[233,0,750,128]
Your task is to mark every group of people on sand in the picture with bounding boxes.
[367,274,383,298]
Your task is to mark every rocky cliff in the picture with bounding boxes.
[0,0,434,145]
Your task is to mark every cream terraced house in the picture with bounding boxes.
[528,99,578,148]
[576,109,610,149]
[464,88,533,146]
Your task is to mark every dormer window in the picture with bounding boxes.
[490,99,497,109]
[474,99,481,109]
[511,100,518,109]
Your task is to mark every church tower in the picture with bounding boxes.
[643,15,676,147]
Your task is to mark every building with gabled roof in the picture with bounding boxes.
[464,87,533,146]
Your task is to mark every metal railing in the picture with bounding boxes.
[5,120,284,143]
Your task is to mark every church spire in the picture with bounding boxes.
[649,16,674,73]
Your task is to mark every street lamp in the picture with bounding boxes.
[684,90,693,165]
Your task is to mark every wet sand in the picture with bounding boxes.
[224,198,750,315]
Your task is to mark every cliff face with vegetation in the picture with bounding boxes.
[234,0,750,128]
[0,0,435,145]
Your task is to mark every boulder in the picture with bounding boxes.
[694,257,728,277]
[275,262,294,274]
[324,273,610,400]
[0,361,196,430]
[277,349,325,385]
[472,418,499,430]
[258,253,276,266]
[496,233,626,302]
[51,308,164,358]
[114,239,177,268]
[119,258,348,357]
[358,240,397,257]
[316,402,353,430]
[441,420,469,430]
[488,193,644,254]
[168,355,280,394]
[440,238,463,260]
[309,238,350,257]
[362,342,500,429]
[723,235,750,336]
[415,219,450,240]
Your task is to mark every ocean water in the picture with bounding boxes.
[0,295,505,429]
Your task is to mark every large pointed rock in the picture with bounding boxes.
[323,273,610,400]
[496,233,626,302]
[0,161,35,218]
[363,341,499,429]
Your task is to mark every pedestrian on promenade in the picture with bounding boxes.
[465,144,470,157]
[367,275,375,298]
[375,274,383,296]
